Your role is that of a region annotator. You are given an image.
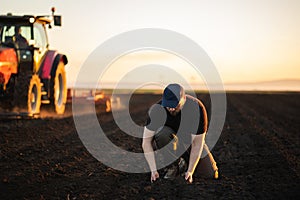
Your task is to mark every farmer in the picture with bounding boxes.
[142,83,214,183]
[13,26,28,47]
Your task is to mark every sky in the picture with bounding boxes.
[1,0,300,90]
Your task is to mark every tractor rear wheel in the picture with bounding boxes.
[50,61,67,114]
[13,73,42,114]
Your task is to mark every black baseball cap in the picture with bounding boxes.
[162,83,184,108]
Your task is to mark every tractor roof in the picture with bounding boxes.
[0,14,52,25]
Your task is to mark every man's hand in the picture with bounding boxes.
[185,171,193,183]
[151,171,159,183]
[185,134,205,184]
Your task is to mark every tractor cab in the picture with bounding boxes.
[0,14,61,73]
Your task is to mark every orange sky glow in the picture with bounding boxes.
[1,0,300,91]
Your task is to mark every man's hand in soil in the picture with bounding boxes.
[185,171,193,183]
[151,171,159,183]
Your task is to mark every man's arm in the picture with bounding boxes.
[142,127,159,182]
[185,133,205,183]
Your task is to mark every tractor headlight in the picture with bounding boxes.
[29,17,35,23]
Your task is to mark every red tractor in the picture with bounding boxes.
[0,8,68,116]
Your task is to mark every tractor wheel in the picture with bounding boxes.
[50,61,67,114]
[13,73,42,114]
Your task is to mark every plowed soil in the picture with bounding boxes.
[0,92,299,199]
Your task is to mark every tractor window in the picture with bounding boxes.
[20,26,31,41]
[33,23,47,50]
[0,25,31,44]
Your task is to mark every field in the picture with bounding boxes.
[0,92,300,199]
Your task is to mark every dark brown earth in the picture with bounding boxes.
[0,92,300,199]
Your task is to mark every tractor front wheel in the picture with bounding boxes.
[13,74,42,114]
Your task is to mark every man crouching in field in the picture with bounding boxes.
[142,83,214,183]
